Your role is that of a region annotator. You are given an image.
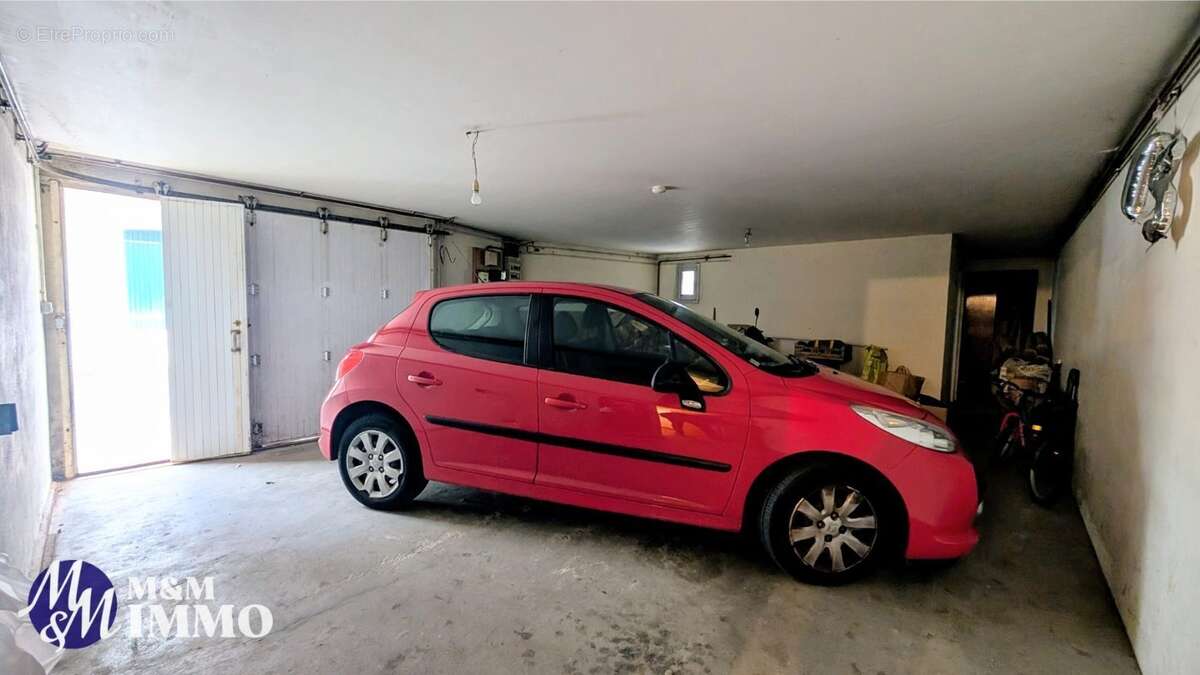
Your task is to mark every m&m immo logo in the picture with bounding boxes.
[25,560,119,649]
[20,559,274,654]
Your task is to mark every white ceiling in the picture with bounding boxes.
[1,2,1197,253]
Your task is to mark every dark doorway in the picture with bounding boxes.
[955,270,1039,404]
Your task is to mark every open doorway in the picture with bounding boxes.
[63,188,171,473]
[955,270,1039,404]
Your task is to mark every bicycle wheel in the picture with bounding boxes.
[1028,443,1068,507]
[993,421,1019,463]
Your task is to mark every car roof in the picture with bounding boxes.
[430,281,644,296]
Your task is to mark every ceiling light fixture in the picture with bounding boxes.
[467,130,482,206]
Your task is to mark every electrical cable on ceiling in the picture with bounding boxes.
[468,130,482,205]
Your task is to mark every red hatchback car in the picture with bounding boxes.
[320,282,979,584]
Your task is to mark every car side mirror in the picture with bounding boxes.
[651,361,706,412]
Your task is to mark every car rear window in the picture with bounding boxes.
[429,295,531,365]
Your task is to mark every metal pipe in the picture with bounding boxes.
[657,254,733,264]
[46,150,458,224]
[0,54,44,164]
[655,254,733,295]
[255,435,319,451]
[41,165,451,235]
[523,242,658,263]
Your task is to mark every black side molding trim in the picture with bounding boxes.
[424,415,731,473]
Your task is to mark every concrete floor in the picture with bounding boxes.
[47,443,1137,675]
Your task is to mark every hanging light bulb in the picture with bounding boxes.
[468,130,482,206]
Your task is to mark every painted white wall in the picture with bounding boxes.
[0,119,51,574]
[521,248,658,292]
[966,257,1056,332]
[659,234,955,399]
[1053,82,1200,675]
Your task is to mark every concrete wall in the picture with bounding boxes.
[521,246,658,292]
[0,119,52,575]
[1053,83,1200,675]
[659,234,955,399]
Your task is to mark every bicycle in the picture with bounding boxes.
[990,368,1080,506]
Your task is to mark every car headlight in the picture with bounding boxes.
[851,405,957,453]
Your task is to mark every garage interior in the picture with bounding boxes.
[1,3,1198,674]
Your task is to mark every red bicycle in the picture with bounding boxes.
[991,369,1080,506]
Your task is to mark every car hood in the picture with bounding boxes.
[786,366,935,420]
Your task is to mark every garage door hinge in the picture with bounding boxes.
[240,196,258,226]
[248,283,259,296]
[320,285,331,298]
[380,289,390,300]
[249,354,261,367]
[322,350,332,362]
[153,181,171,196]
[378,216,389,242]
[317,207,330,235]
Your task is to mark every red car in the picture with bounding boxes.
[319,282,979,584]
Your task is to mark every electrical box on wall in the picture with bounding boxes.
[472,246,509,283]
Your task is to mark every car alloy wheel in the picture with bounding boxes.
[344,429,405,499]
[787,484,878,573]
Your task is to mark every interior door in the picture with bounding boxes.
[161,197,251,462]
[399,292,539,482]
[535,295,748,514]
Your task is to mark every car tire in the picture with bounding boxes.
[337,413,427,510]
[758,462,899,585]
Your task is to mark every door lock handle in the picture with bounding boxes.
[407,373,443,387]
[544,396,587,410]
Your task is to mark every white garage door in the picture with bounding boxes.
[161,197,252,462]
[247,212,431,445]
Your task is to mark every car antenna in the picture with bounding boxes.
[754,307,760,328]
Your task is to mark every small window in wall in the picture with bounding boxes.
[676,262,700,303]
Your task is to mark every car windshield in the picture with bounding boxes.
[635,293,817,377]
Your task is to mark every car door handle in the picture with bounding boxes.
[407,373,443,387]
[544,396,587,411]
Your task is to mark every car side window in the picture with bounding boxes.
[671,338,728,394]
[551,297,671,386]
[550,296,727,393]
[430,295,531,365]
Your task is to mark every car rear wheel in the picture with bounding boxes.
[759,463,898,585]
[337,413,427,510]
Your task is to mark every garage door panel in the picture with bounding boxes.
[248,211,327,444]
[247,217,431,446]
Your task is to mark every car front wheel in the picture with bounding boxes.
[759,463,898,585]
